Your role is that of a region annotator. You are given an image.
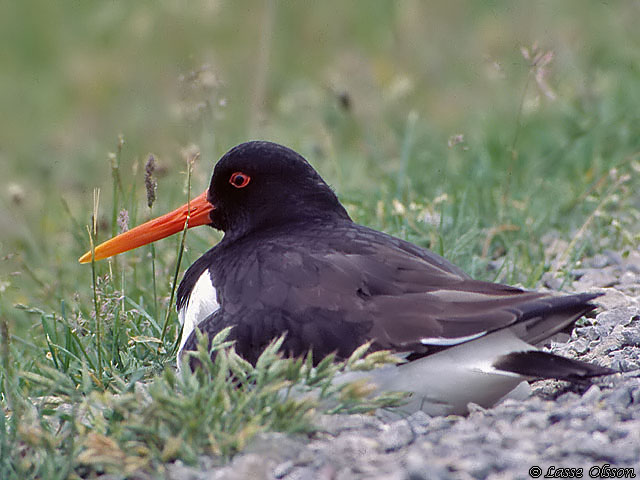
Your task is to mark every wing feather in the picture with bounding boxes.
[193,222,598,363]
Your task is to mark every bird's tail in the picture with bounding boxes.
[493,350,616,381]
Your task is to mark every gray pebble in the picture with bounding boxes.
[572,337,590,354]
[380,420,415,451]
[581,385,602,403]
[605,386,632,409]
[314,413,381,436]
[273,460,294,479]
[622,328,640,346]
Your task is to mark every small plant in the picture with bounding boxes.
[1,326,405,478]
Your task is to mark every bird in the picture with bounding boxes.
[80,140,614,415]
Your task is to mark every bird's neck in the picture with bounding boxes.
[222,203,351,243]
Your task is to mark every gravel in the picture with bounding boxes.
[167,250,640,479]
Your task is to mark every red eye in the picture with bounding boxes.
[229,172,251,188]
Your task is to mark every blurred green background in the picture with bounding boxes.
[1,1,639,333]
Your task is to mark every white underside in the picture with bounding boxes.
[331,328,536,416]
[177,271,219,366]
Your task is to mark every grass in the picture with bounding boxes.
[1,1,639,478]
[2,326,404,478]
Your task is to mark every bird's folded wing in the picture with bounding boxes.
[218,232,598,358]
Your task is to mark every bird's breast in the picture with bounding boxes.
[177,270,220,357]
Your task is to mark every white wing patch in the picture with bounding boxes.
[177,271,220,362]
[429,290,510,302]
[420,331,486,346]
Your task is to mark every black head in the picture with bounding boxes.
[207,141,350,239]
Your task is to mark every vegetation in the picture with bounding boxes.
[1,1,638,478]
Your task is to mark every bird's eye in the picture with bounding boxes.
[229,172,251,188]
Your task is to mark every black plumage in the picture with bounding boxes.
[176,141,613,387]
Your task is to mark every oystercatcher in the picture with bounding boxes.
[80,141,613,415]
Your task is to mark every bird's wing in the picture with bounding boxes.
[211,223,597,362]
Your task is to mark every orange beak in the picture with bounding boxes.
[79,191,214,263]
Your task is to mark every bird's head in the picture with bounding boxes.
[207,141,347,238]
[79,141,347,263]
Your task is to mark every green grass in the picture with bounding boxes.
[1,327,404,477]
[1,1,639,478]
